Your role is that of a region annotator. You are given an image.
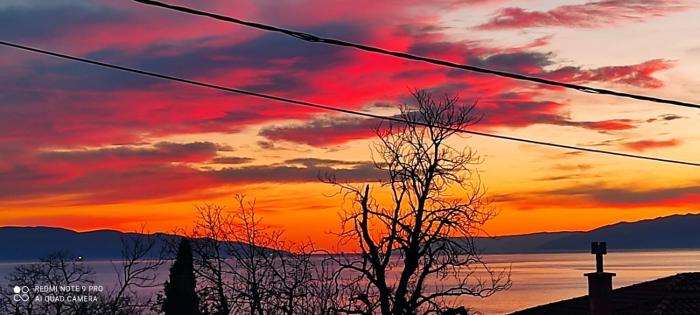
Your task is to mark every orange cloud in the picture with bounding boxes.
[476,0,690,30]
[622,139,681,151]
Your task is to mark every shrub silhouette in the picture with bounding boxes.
[162,238,201,315]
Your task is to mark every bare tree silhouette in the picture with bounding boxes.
[186,196,336,315]
[0,232,163,315]
[187,203,233,315]
[324,90,511,314]
[0,251,95,315]
[1,259,50,315]
[226,196,276,315]
[106,228,164,314]
[1,91,510,315]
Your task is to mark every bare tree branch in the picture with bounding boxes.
[325,90,511,315]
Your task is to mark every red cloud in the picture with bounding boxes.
[0,7,672,152]
[581,119,637,131]
[546,59,674,89]
[476,0,690,30]
[0,0,685,206]
[622,139,681,151]
[0,158,381,206]
[38,142,221,171]
[259,94,640,147]
[260,115,379,147]
[0,163,215,205]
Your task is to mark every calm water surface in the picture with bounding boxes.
[464,250,700,314]
[1,250,698,314]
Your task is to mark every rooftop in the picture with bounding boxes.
[511,272,700,315]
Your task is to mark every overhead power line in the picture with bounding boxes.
[1,40,698,167]
[133,0,700,110]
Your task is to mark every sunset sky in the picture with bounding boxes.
[1,0,699,249]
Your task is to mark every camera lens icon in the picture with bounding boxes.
[12,286,29,302]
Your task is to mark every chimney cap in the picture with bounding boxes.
[591,241,607,255]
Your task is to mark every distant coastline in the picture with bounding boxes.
[1,213,699,261]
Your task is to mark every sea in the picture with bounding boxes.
[1,250,698,314]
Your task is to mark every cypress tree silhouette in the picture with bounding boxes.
[162,238,201,315]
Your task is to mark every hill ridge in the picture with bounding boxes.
[1,213,699,260]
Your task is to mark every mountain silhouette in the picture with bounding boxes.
[473,213,700,253]
[0,227,172,261]
[537,213,700,251]
[1,213,699,260]
[0,227,247,261]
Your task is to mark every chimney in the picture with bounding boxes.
[585,241,615,315]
